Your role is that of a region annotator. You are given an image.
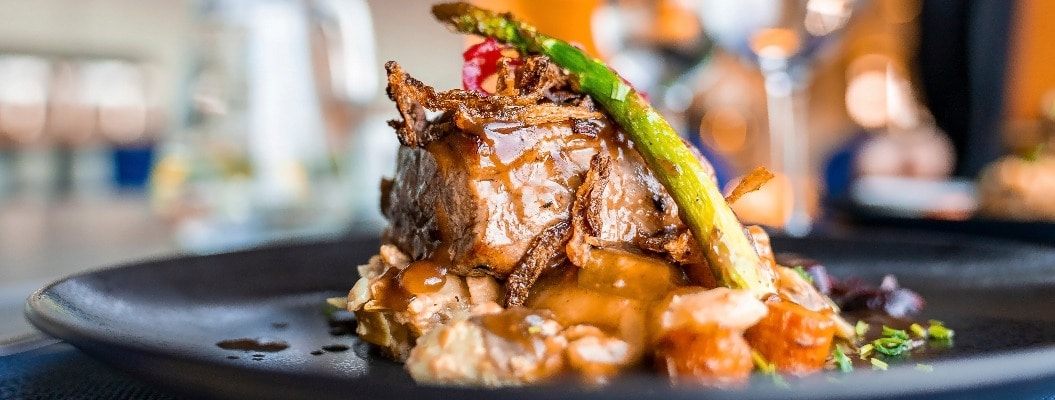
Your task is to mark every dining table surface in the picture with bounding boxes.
[0,192,178,341]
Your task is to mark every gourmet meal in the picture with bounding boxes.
[336,2,949,388]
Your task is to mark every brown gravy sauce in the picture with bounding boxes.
[476,307,552,354]
[372,259,450,310]
[216,338,289,352]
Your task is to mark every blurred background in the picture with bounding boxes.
[1,0,1053,337]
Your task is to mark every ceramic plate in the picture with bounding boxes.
[25,233,1055,399]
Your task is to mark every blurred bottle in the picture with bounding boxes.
[152,0,378,252]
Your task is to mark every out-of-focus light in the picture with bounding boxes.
[191,70,229,116]
[662,83,694,115]
[652,0,702,46]
[885,71,918,130]
[83,61,147,144]
[48,61,96,145]
[845,54,918,130]
[857,127,955,178]
[856,134,902,175]
[0,56,51,144]
[1041,89,1055,120]
[880,0,922,25]
[590,2,628,60]
[727,171,818,228]
[750,28,801,59]
[805,0,853,36]
[150,153,191,217]
[700,106,748,153]
[845,70,888,129]
[0,103,47,144]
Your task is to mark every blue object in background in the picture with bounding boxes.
[687,131,734,190]
[823,131,869,200]
[112,144,155,189]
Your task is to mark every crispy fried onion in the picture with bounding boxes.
[724,166,775,205]
[503,220,572,308]
[641,228,705,265]
[386,56,603,148]
[565,154,612,268]
[503,153,611,307]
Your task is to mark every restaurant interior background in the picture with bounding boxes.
[0,0,1053,340]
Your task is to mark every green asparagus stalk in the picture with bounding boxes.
[432,2,776,297]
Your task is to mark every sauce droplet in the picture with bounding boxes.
[399,259,448,295]
[329,327,349,336]
[322,344,350,352]
[216,338,289,352]
[372,267,414,310]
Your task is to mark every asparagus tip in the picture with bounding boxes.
[431,2,474,25]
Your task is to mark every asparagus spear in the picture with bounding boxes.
[432,2,776,297]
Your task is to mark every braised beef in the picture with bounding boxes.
[380,56,717,281]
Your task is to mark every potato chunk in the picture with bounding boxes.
[654,325,754,388]
[745,297,837,375]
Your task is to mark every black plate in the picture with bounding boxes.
[25,233,1055,399]
[837,201,1055,246]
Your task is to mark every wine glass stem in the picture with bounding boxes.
[763,65,811,236]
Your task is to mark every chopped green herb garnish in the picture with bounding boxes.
[751,350,788,387]
[929,338,954,350]
[855,320,870,338]
[793,266,813,284]
[854,321,952,372]
[870,358,889,370]
[873,337,911,357]
[832,345,853,373]
[867,326,922,357]
[882,326,910,341]
[326,296,348,309]
[927,320,955,340]
[859,343,874,359]
[324,296,348,317]
[910,323,927,338]
[752,350,776,374]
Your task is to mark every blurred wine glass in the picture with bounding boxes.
[153,0,379,252]
[695,0,857,236]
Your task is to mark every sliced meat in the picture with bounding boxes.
[381,56,716,279]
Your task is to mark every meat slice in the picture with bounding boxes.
[381,56,716,280]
